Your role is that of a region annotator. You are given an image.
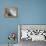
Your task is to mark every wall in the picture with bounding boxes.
[0,0,46,44]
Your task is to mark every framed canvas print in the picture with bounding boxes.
[4,7,18,18]
[18,24,46,41]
